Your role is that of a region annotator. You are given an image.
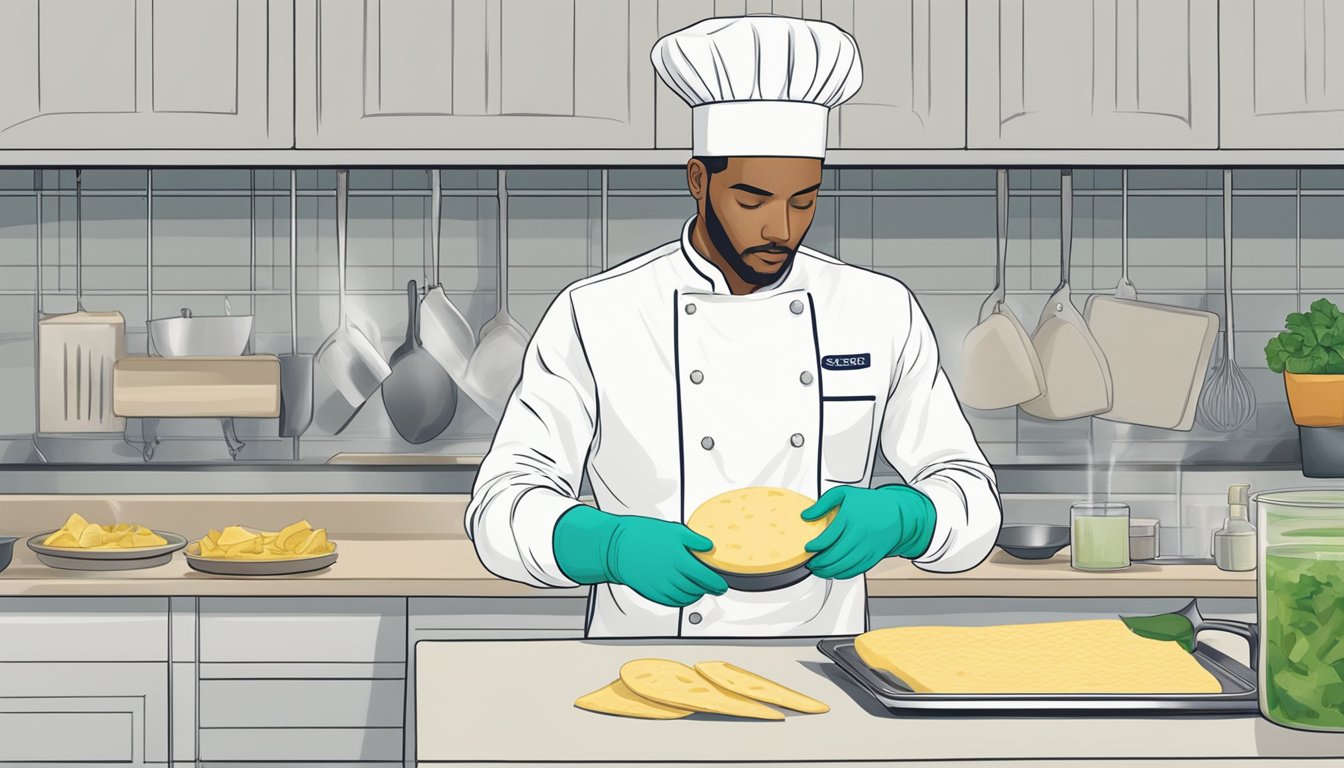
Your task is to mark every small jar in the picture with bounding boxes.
[1129,518,1160,561]
[1071,502,1131,570]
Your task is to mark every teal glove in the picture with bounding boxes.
[553,505,729,608]
[801,485,937,580]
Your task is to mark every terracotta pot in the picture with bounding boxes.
[1284,372,1344,427]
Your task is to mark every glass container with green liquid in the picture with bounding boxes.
[1255,489,1344,731]
[1071,502,1130,570]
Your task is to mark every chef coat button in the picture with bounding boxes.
[790,433,805,447]
[789,299,804,315]
[701,436,714,450]
[685,303,697,315]
[688,612,702,624]
[690,370,704,384]
[800,371,814,385]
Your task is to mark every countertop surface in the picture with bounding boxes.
[0,538,1252,597]
[415,637,1344,764]
[0,538,1254,597]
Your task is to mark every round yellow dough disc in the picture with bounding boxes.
[686,487,835,575]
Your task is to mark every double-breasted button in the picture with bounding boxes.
[701,436,714,450]
[800,371,814,385]
[789,299,804,315]
[689,370,704,384]
[790,433,805,447]
[688,612,703,624]
[685,303,697,315]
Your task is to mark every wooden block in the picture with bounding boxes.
[112,356,281,418]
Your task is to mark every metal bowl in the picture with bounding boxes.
[995,524,1070,560]
[0,536,15,573]
[148,308,253,356]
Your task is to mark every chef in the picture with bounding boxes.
[466,15,1001,638]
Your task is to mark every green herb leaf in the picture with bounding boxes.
[1268,299,1344,375]
[1122,613,1195,653]
[1266,336,1290,373]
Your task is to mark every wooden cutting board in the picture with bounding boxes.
[1086,297,1218,431]
[112,356,280,418]
[38,311,126,433]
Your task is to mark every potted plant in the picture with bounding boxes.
[1266,298,1344,477]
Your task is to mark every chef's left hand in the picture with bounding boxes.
[801,485,937,580]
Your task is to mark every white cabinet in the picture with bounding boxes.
[405,597,587,767]
[0,598,169,766]
[966,0,1219,149]
[654,0,965,150]
[0,0,293,149]
[295,0,658,149]
[0,662,169,765]
[196,597,408,764]
[1220,0,1344,148]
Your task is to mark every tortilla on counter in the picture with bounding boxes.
[694,661,829,713]
[620,659,784,720]
[575,679,693,720]
[687,487,834,574]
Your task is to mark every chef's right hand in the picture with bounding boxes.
[553,504,729,607]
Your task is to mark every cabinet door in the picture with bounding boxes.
[0,0,293,149]
[0,662,167,765]
[1221,0,1344,148]
[966,0,1218,148]
[296,0,657,149]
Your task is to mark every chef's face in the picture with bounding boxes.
[689,157,823,286]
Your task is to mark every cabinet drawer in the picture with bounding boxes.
[200,597,406,662]
[200,679,405,728]
[199,727,402,762]
[0,597,168,661]
[409,597,587,631]
[0,709,131,762]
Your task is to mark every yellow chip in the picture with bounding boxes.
[575,679,693,720]
[854,619,1222,694]
[276,520,313,551]
[687,487,833,574]
[693,661,829,714]
[216,526,256,547]
[619,659,783,720]
[43,531,80,548]
[77,525,105,548]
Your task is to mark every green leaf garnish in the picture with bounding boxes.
[1122,613,1195,653]
[1266,298,1344,374]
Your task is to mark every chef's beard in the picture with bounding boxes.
[704,187,803,287]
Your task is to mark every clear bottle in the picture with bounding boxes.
[1213,483,1255,572]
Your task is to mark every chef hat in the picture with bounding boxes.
[651,15,863,159]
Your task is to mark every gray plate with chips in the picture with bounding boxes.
[183,542,338,576]
[27,531,187,571]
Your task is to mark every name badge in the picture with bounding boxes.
[821,353,871,371]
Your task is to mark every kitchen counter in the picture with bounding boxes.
[0,494,1253,597]
[0,538,1253,597]
[415,637,1344,765]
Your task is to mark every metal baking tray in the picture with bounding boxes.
[817,628,1258,714]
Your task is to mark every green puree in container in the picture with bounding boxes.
[1265,545,1344,729]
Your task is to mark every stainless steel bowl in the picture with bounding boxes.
[995,524,1071,560]
[0,536,15,573]
[148,308,253,356]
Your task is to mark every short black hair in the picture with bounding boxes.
[692,156,729,176]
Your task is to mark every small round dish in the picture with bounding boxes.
[708,561,813,592]
[995,524,1071,560]
[0,536,16,573]
[183,541,338,576]
[27,531,187,571]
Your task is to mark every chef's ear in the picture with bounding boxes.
[687,159,709,202]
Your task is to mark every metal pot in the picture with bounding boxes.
[148,305,253,357]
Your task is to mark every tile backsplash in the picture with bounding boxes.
[0,167,1334,468]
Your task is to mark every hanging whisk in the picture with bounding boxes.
[1195,169,1257,432]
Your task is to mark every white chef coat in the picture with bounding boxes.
[465,216,1001,638]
